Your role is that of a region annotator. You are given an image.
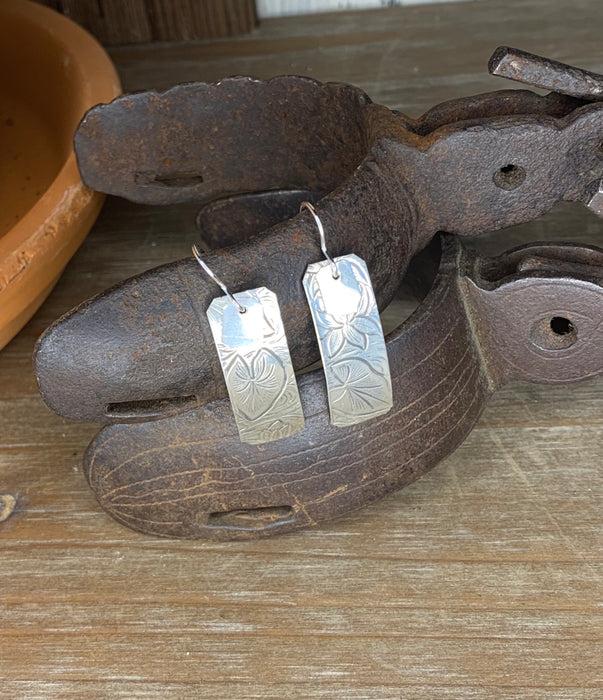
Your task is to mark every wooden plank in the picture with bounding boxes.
[1,683,600,699]
[2,634,601,685]
[256,0,383,18]
[0,1,602,697]
[147,0,258,41]
[34,1,257,44]
[40,0,153,44]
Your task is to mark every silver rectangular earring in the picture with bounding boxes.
[300,202,393,427]
[192,245,305,445]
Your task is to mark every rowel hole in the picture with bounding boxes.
[550,316,574,336]
[531,316,578,351]
[493,164,526,190]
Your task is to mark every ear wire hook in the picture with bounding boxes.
[300,201,340,279]
[191,244,246,314]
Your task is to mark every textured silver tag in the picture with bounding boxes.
[206,287,305,445]
[303,254,393,427]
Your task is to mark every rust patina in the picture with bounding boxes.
[34,48,603,538]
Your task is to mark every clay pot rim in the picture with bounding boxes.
[0,0,121,259]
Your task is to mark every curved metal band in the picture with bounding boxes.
[83,235,603,539]
[35,79,603,423]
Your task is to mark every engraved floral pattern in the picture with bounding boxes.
[320,312,382,357]
[207,288,305,444]
[229,349,288,421]
[303,254,393,427]
[329,359,393,416]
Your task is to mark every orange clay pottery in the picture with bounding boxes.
[0,0,120,350]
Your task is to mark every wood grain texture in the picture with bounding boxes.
[1,0,602,696]
[35,0,257,43]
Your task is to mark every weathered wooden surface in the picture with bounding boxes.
[35,0,257,43]
[0,1,601,696]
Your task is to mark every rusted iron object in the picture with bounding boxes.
[33,47,603,538]
[36,48,603,423]
[83,234,603,539]
[489,46,603,100]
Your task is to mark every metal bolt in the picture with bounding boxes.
[587,181,603,218]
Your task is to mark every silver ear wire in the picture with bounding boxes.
[192,244,246,314]
[300,201,339,279]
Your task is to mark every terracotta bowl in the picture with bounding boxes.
[0,0,120,350]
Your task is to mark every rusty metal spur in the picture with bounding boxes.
[34,47,603,539]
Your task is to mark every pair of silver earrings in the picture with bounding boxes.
[193,202,393,445]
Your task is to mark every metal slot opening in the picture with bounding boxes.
[207,505,295,530]
[106,395,197,419]
[135,171,204,188]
